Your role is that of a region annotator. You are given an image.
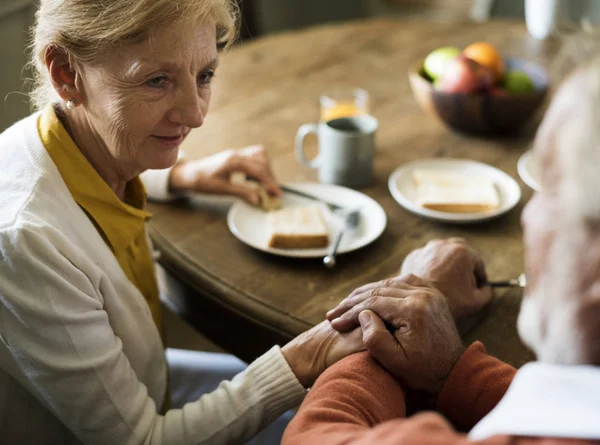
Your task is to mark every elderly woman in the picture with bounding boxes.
[0,0,364,444]
[282,51,600,445]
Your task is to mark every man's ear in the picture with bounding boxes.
[45,46,83,105]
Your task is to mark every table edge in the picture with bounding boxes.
[149,225,314,337]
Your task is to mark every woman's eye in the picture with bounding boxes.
[198,70,215,85]
[146,75,169,88]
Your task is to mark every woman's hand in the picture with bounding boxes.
[169,144,282,204]
[281,320,365,388]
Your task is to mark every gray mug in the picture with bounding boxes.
[295,115,378,188]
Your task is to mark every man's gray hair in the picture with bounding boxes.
[556,56,600,222]
[518,38,600,366]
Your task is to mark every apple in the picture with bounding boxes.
[423,46,461,80]
[436,55,494,94]
[503,70,536,94]
[489,87,509,97]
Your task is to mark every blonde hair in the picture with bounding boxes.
[29,0,239,110]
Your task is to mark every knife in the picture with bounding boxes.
[280,185,346,212]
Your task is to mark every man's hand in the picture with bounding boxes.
[282,320,365,388]
[169,144,281,204]
[399,238,492,319]
[327,238,492,327]
[355,283,464,394]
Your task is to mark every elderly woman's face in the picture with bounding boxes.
[77,21,218,172]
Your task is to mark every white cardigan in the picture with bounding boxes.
[0,114,306,445]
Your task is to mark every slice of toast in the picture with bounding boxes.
[413,169,499,213]
[230,172,282,211]
[267,205,329,249]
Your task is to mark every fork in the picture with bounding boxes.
[323,210,361,268]
[487,273,527,288]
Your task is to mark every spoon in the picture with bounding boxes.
[323,210,360,268]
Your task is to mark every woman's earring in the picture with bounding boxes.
[65,99,76,110]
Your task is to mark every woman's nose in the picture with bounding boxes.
[170,87,206,129]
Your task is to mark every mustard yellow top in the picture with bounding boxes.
[37,105,164,339]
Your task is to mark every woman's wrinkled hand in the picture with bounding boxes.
[281,320,365,388]
[355,282,464,394]
[169,144,281,204]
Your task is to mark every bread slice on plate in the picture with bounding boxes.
[413,169,500,213]
[267,205,329,249]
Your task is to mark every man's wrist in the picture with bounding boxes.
[432,343,466,394]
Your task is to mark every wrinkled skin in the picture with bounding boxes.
[327,238,492,331]
[282,321,365,388]
[353,278,464,394]
[398,238,493,319]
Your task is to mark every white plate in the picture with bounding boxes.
[388,158,522,223]
[227,183,387,258]
[517,150,542,192]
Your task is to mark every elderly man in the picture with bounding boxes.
[282,55,600,445]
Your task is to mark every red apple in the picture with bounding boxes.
[489,86,509,97]
[436,55,494,94]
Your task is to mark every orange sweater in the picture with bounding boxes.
[283,342,599,445]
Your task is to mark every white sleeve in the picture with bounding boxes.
[0,226,306,445]
[140,151,186,202]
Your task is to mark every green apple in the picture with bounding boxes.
[503,70,536,94]
[424,46,461,80]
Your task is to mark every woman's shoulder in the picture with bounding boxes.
[0,111,59,178]
[0,185,94,267]
[0,113,78,232]
[0,112,46,190]
[0,200,107,300]
[0,112,39,147]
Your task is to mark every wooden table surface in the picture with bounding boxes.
[149,18,560,366]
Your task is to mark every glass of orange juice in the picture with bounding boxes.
[320,88,370,122]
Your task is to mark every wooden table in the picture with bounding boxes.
[150,18,560,366]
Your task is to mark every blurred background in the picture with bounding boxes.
[2,0,599,132]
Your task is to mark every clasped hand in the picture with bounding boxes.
[324,238,493,394]
[284,275,468,393]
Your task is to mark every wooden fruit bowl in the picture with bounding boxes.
[408,57,549,136]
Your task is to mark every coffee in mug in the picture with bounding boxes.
[295,114,378,189]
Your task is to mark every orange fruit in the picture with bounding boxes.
[463,42,505,82]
